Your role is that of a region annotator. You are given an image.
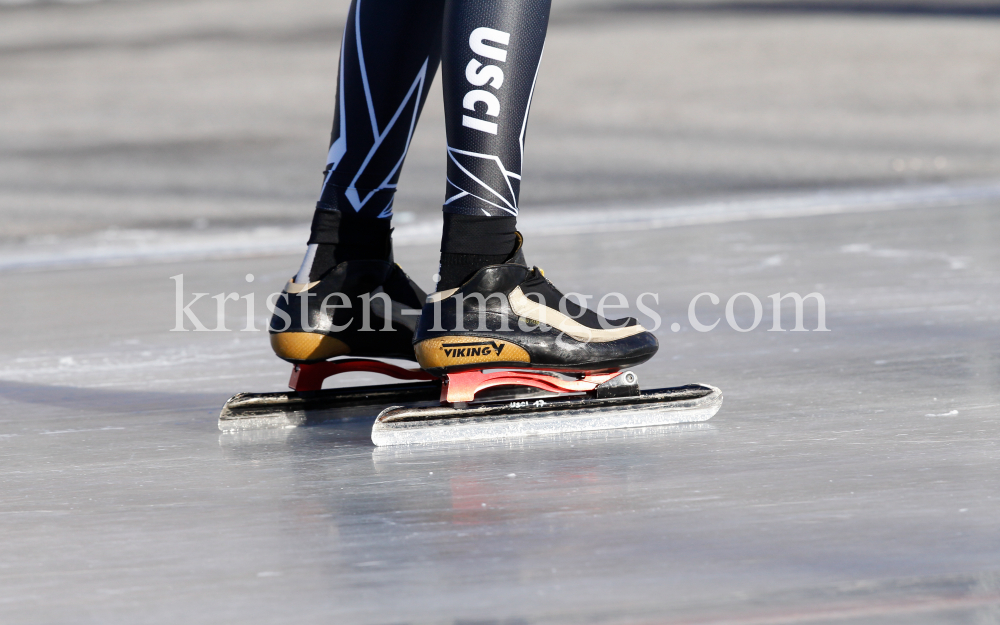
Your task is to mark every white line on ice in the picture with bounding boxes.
[3,180,999,271]
[42,427,126,435]
[522,180,1000,236]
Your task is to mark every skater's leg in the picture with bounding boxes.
[295,0,446,285]
[436,0,551,290]
[413,0,658,375]
[272,0,445,364]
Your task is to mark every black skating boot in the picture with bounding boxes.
[269,212,426,364]
[412,234,658,376]
[270,261,426,363]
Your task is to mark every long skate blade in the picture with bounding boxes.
[370,384,723,446]
[218,381,441,431]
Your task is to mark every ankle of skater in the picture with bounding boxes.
[294,200,394,284]
[436,212,519,291]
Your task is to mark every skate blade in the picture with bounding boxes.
[217,382,558,431]
[218,381,441,431]
[370,384,722,446]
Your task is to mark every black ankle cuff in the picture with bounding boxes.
[437,213,518,290]
[307,206,342,245]
[440,213,517,256]
[308,204,393,263]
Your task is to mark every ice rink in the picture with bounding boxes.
[2,1,1000,623]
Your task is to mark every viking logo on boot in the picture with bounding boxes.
[441,341,506,357]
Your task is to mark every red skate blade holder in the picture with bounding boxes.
[440,369,640,404]
[289,359,437,392]
[288,360,640,405]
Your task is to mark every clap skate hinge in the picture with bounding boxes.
[290,359,438,392]
[441,370,637,404]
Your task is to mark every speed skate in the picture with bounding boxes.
[218,358,722,445]
[229,233,724,444]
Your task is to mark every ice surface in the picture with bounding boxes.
[2,204,999,624]
[4,0,1000,620]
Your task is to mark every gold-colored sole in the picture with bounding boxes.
[270,332,350,362]
[415,336,530,370]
